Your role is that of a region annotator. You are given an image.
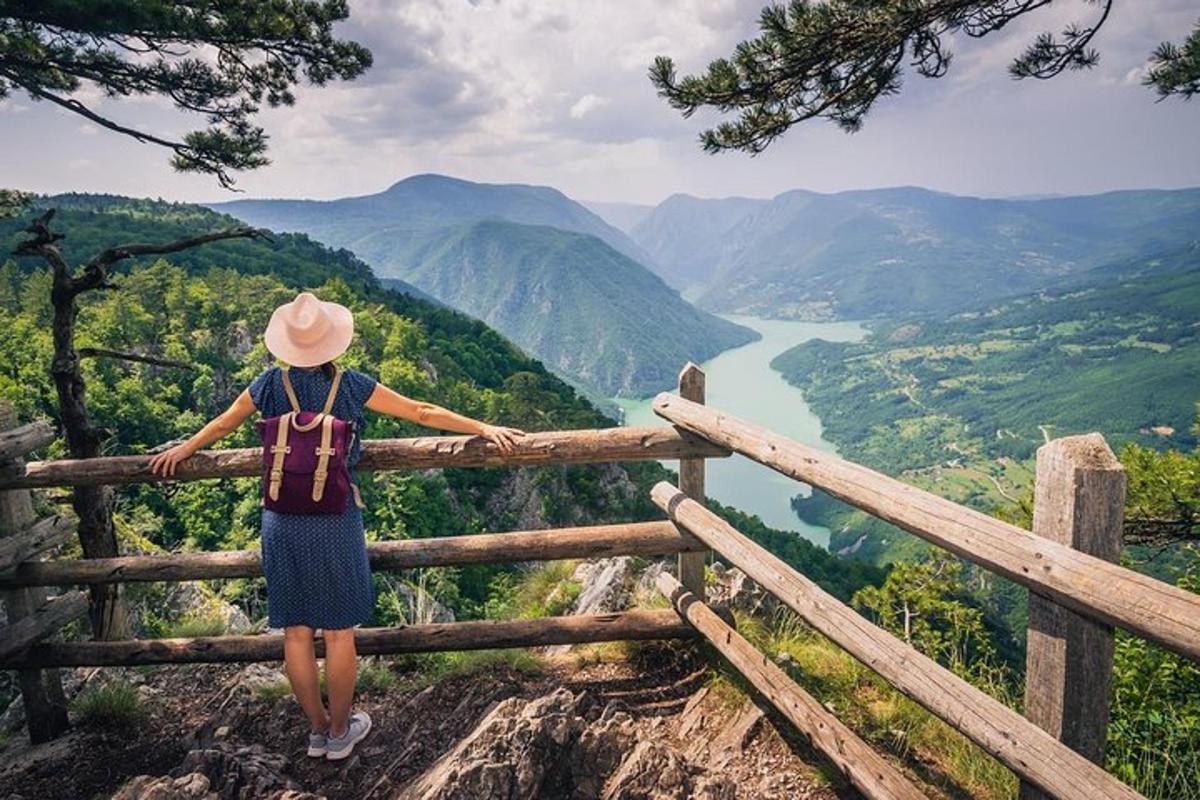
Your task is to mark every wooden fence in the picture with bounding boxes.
[2,363,1196,800]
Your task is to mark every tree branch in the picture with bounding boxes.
[77,348,195,371]
[74,226,269,294]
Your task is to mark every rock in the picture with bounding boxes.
[169,743,298,800]
[632,560,671,606]
[397,686,740,800]
[568,557,633,616]
[111,772,214,800]
[601,739,736,800]
[709,563,777,618]
[570,705,639,797]
[398,688,586,799]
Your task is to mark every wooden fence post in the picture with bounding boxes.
[1020,433,1125,800]
[0,404,70,743]
[677,363,707,599]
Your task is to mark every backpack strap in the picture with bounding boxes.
[322,367,343,415]
[267,413,293,502]
[312,414,337,502]
[280,367,302,414]
[280,366,343,416]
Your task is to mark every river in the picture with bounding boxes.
[615,315,865,547]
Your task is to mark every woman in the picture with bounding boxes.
[149,291,525,761]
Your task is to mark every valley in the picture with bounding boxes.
[616,314,864,545]
[772,247,1200,562]
[214,175,757,397]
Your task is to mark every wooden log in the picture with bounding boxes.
[656,572,925,800]
[650,482,1143,800]
[0,591,87,661]
[0,521,703,588]
[1020,435,1125,800]
[0,515,75,574]
[0,426,729,490]
[676,364,707,599]
[653,393,1200,663]
[1,609,696,668]
[0,420,54,462]
[0,405,69,742]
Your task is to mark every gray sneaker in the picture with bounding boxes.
[307,730,328,758]
[325,711,372,761]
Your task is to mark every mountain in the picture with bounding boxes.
[626,186,1200,319]
[0,193,603,409]
[398,219,757,396]
[212,174,754,396]
[582,200,655,234]
[630,194,767,293]
[212,173,658,273]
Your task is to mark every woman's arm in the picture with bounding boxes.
[365,383,526,453]
[149,389,257,477]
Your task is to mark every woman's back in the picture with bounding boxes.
[249,366,376,468]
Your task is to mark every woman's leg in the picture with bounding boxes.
[323,627,358,737]
[283,625,330,733]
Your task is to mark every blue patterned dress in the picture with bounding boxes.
[248,365,378,630]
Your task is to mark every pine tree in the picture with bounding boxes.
[650,1,1200,154]
[0,1,371,188]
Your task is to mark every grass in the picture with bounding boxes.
[71,681,146,729]
[255,679,293,703]
[160,614,228,638]
[717,610,1017,800]
[255,649,548,703]
[486,560,581,620]
[142,608,230,639]
[395,649,546,690]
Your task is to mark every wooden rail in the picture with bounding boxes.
[0,591,88,661]
[0,521,701,588]
[0,420,54,462]
[653,393,1200,663]
[651,482,1142,800]
[0,371,1186,799]
[0,407,69,743]
[656,572,926,800]
[1,609,695,668]
[0,515,75,573]
[0,426,728,489]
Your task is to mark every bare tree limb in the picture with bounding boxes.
[77,348,195,371]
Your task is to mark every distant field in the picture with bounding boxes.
[773,249,1200,561]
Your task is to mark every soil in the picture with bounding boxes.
[0,642,854,800]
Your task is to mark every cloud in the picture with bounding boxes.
[569,94,608,120]
[0,0,1196,203]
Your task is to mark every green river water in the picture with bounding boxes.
[615,315,865,547]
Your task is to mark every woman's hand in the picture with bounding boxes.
[148,442,195,478]
[479,424,526,454]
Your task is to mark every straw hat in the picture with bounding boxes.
[263,292,354,367]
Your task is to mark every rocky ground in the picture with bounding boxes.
[0,559,891,799]
[0,641,854,800]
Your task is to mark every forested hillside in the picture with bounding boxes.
[213,174,756,397]
[0,193,875,625]
[771,246,1200,563]
[399,219,756,396]
[627,187,1200,319]
[214,173,656,269]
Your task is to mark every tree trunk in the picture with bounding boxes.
[15,211,264,639]
[49,266,130,640]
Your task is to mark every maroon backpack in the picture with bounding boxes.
[255,367,354,514]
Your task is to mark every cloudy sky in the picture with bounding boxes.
[2,0,1198,205]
